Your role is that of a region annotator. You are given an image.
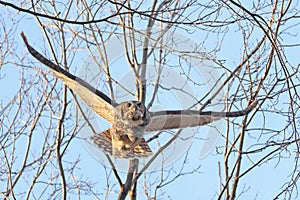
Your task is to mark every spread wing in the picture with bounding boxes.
[146,100,258,132]
[91,129,152,158]
[21,32,114,124]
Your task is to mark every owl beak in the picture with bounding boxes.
[133,110,143,120]
[132,102,144,120]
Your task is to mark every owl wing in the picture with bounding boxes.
[91,128,152,158]
[145,100,258,132]
[21,32,114,124]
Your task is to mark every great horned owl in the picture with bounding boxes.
[21,32,258,158]
[92,101,152,158]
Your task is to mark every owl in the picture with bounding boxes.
[21,32,257,158]
[92,101,152,158]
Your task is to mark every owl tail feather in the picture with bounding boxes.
[91,128,152,159]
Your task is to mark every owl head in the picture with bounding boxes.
[113,101,150,127]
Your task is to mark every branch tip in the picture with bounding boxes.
[20,32,28,44]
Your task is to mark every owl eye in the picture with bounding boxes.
[126,102,133,108]
[136,102,142,107]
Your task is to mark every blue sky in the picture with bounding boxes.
[1,1,300,199]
